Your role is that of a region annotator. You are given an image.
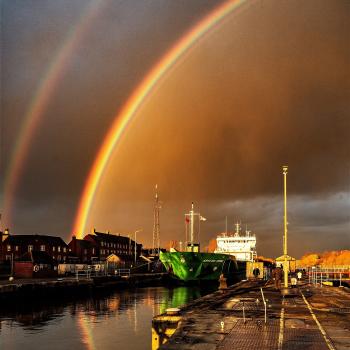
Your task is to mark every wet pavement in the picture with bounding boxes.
[159,280,350,350]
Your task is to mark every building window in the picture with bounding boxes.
[28,245,33,252]
[92,248,95,254]
[53,246,56,252]
[15,246,19,251]
[84,249,87,255]
[40,245,45,251]
[63,247,67,253]
[58,255,61,261]
[7,245,11,252]
[58,246,61,252]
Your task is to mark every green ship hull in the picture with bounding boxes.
[160,251,245,282]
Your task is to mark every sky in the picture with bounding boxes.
[0,0,349,258]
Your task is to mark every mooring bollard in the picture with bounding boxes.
[152,309,181,350]
[165,308,180,316]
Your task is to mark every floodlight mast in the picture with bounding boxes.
[152,185,161,255]
[283,165,289,288]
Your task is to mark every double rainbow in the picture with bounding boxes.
[1,0,106,227]
[72,0,249,238]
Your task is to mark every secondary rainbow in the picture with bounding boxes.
[1,0,105,228]
[73,0,250,238]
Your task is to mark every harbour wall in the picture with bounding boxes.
[0,272,169,301]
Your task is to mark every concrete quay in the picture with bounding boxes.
[153,280,350,350]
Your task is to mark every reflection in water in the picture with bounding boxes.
[158,286,201,315]
[0,286,214,350]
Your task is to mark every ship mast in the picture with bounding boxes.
[190,202,194,245]
[185,202,205,252]
[234,222,241,237]
[152,184,161,255]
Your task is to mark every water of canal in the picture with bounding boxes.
[0,286,215,350]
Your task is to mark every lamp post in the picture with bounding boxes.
[282,165,289,288]
[134,229,142,266]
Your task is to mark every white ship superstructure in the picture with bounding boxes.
[214,223,257,262]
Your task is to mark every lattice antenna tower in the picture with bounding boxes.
[152,184,161,254]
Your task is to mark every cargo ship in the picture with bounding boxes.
[215,222,257,262]
[160,203,245,283]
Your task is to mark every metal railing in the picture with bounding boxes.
[75,264,108,280]
[308,266,350,287]
[66,261,160,280]
[76,269,91,280]
[260,287,267,323]
[115,268,131,277]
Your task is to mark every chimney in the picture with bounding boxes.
[71,235,77,252]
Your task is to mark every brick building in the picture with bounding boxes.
[0,230,143,265]
[68,236,97,263]
[1,233,69,263]
[82,230,142,263]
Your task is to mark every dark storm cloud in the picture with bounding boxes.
[8,197,75,237]
[87,0,350,256]
[0,0,225,226]
[1,0,349,257]
[89,193,349,258]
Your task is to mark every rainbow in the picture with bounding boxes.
[78,312,96,350]
[73,0,250,238]
[1,0,106,227]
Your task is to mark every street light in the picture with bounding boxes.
[282,165,289,288]
[134,229,143,266]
